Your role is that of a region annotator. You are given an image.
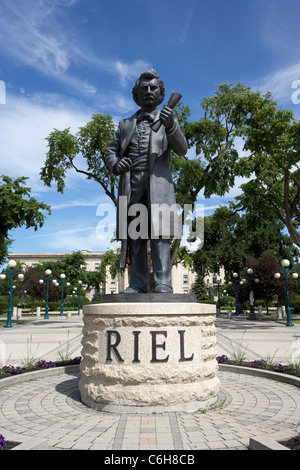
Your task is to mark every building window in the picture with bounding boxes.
[95,263,100,269]
[183,274,188,284]
[212,275,217,284]
[111,276,116,284]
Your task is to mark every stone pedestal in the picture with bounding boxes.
[79,295,220,413]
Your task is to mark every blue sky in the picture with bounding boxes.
[1,0,300,256]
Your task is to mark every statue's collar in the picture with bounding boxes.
[137,109,159,121]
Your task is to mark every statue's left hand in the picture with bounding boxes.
[160,105,175,130]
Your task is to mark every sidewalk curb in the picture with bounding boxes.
[218,363,300,388]
[249,436,290,451]
[3,434,50,451]
[0,364,80,390]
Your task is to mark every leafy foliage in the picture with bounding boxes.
[38,250,105,290]
[192,274,209,301]
[192,205,298,278]
[0,176,51,265]
[237,252,295,307]
[214,84,300,247]
[41,114,118,204]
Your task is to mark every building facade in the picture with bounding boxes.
[8,252,224,300]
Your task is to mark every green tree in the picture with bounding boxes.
[202,83,300,248]
[40,114,117,203]
[237,252,295,312]
[38,250,105,292]
[0,176,51,265]
[0,260,24,297]
[192,205,299,278]
[192,274,208,301]
[13,265,58,312]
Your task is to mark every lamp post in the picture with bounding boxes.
[12,285,16,311]
[229,273,241,316]
[1,260,24,328]
[223,290,227,307]
[274,259,298,327]
[216,279,223,315]
[23,290,27,309]
[245,268,259,320]
[72,290,76,309]
[75,280,85,315]
[57,274,70,317]
[39,269,55,320]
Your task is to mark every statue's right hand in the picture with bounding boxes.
[114,157,132,175]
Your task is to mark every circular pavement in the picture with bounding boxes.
[0,367,300,450]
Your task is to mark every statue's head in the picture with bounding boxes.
[132,69,165,108]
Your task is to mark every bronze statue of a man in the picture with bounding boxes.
[104,69,188,293]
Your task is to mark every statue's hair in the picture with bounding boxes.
[132,69,165,106]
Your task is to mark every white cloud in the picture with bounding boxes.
[0,1,72,75]
[204,204,229,212]
[114,60,151,85]
[0,92,91,191]
[0,0,149,93]
[253,61,300,104]
[51,199,102,211]
[175,2,196,46]
[23,222,119,252]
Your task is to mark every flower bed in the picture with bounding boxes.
[0,434,20,451]
[0,356,82,380]
[216,355,300,377]
[280,435,300,450]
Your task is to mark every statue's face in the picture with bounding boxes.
[138,78,161,110]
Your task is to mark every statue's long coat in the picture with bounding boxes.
[104,111,188,267]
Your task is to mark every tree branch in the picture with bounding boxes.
[67,156,117,206]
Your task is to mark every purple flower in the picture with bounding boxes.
[10,366,24,375]
[35,360,55,369]
[217,355,229,363]
[274,363,291,373]
[0,434,6,450]
[247,359,267,369]
[69,356,82,364]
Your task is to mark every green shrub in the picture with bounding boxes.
[0,296,8,312]
[291,298,300,313]
[48,301,61,311]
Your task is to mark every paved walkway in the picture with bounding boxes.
[0,367,299,450]
[0,313,300,450]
